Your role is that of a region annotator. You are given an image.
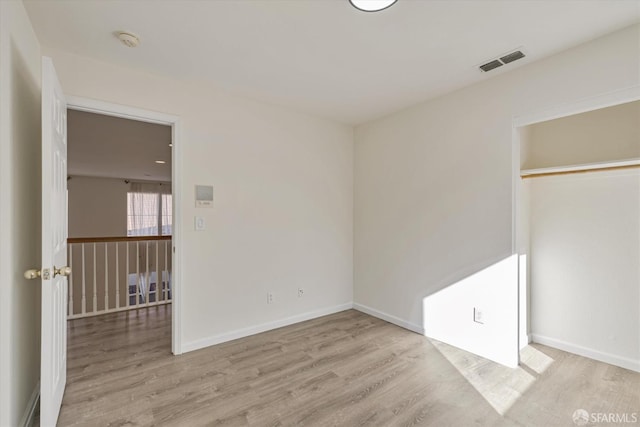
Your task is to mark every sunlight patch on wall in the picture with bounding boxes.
[422,255,519,367]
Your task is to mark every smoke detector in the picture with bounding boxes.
[116,31,140,48]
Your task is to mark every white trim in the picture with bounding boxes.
[353,303,425,335]
[19,382,39,427]
[520,158,640,177]
[66,96,178,126]
[171,120,183,355]
[513,85,640,127]
[0,2,12,422]
[65,96,184,355]
[511,126,521,254]
[512,125,522,359]
[182,303,354,353]
[531,334,640,373]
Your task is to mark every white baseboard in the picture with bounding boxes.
[531,334,640,373]
[353,303,424,335]
[181,303,354,353]
[19,381,39,427]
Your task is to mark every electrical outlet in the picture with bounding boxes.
[298,288,304,298]
[267,292,274,304]
[474,307,484,324]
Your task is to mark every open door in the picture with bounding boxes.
[40,56,69,426]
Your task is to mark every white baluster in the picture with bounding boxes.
[69,236,174,317]
[81,243,86,314]
[145,240,150,305]
[162,240,169,301]
[104,242,109,311]
[68,244,74,316]
[155,240,160,303]
[93,242,97,313]
[115,243,120,310]
[136,241,140,307]
[126,241,130,307]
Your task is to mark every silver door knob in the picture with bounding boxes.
[54,266,71,277]
[24,269,41,279]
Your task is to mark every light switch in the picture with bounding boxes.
[195,216,206,231]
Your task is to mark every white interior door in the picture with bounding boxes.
[40,56,69,427]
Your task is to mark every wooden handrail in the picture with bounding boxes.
[68,236,172,244]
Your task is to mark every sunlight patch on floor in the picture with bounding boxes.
[519,345,554,375]
[430,339,552,416]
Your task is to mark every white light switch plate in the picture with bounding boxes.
[195,216,205,231]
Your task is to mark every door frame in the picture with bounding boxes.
[511,85,640,353]
[66,96,184,354]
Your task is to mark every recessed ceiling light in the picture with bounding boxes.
[116,31,140,48]
[349,0,397,12]
[155,160,166,164]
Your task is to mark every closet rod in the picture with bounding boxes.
[521,163,640,179]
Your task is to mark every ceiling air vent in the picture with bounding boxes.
[479,60,503,73]
[479,49,526,72]
[500,50,525,64]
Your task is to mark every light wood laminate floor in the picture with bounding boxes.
[53,307,639,426]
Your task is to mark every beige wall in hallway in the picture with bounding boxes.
[68,176,128,238]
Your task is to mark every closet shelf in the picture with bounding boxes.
[521,158,640,179]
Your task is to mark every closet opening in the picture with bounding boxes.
[514,97,639,373]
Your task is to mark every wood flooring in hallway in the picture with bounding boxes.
[55,307,639,426]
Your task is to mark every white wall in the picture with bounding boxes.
[68,176,128,238]
[44,48,354,351]
[0,1,42,425]
[522,100,640,169]
[354,25,639,366]
[529,169,639,371]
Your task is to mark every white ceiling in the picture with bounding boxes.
[25,0,640,125]
[68,109,172,182]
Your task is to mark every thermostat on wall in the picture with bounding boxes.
[195,185,213,208]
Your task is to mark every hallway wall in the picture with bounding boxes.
[0,1,43,425]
